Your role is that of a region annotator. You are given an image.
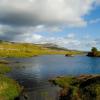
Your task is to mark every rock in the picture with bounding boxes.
[87,52,100,57]
[0,60,9,64]
[22,89,29,100]
[65,54,74,57]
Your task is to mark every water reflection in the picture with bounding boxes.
[6,55,100,100]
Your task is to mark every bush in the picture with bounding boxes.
[91,47,98,53]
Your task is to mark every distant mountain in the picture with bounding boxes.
[0,40,84,52]
[0,40,85,57]
[38,43,69,51]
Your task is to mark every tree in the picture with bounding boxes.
[91,47,98,53]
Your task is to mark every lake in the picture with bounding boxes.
[5,55,100,100]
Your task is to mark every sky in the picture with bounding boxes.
[0,0,100,50]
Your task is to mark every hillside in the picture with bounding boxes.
[39,43,69,51]
[0,41,83,57]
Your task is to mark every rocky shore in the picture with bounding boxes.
[87,47,100,57]
[49,75,100,100]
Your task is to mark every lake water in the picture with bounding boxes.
[5,55,100,100]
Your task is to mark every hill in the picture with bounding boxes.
[39,43,69,51]
[0,41,83,57]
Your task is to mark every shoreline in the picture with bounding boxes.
[0,60,22,100]
[49,75,100,100]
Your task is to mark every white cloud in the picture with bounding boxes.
[66,33,75,39]
[13,33,43,43]
[95,0,100,5]
[0,0,95,27]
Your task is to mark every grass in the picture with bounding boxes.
[0,75,21,100]
[0,61,22,100]
[0,42,83,57]
[51,76,75,88]
[50,76,80,99]
[81,83,100,100]
[95,51,100,57]
[50,75,100,100]
[0,64,11,74]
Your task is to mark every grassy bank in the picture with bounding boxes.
[0,75,21,100]
[0,61,22,100]
[50,75,100,100]
[0,42,83,57]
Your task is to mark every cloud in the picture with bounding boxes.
[95,0,100,5]
[16,33,43,43]
[0,0,99,50]
[0,0,96,41]
[66,33,75,39]
[0,24,63,42]
[0,0,95,27]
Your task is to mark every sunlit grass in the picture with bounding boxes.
[0,60,22,100]
[0,75,21,100]
[0,42,83,57]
